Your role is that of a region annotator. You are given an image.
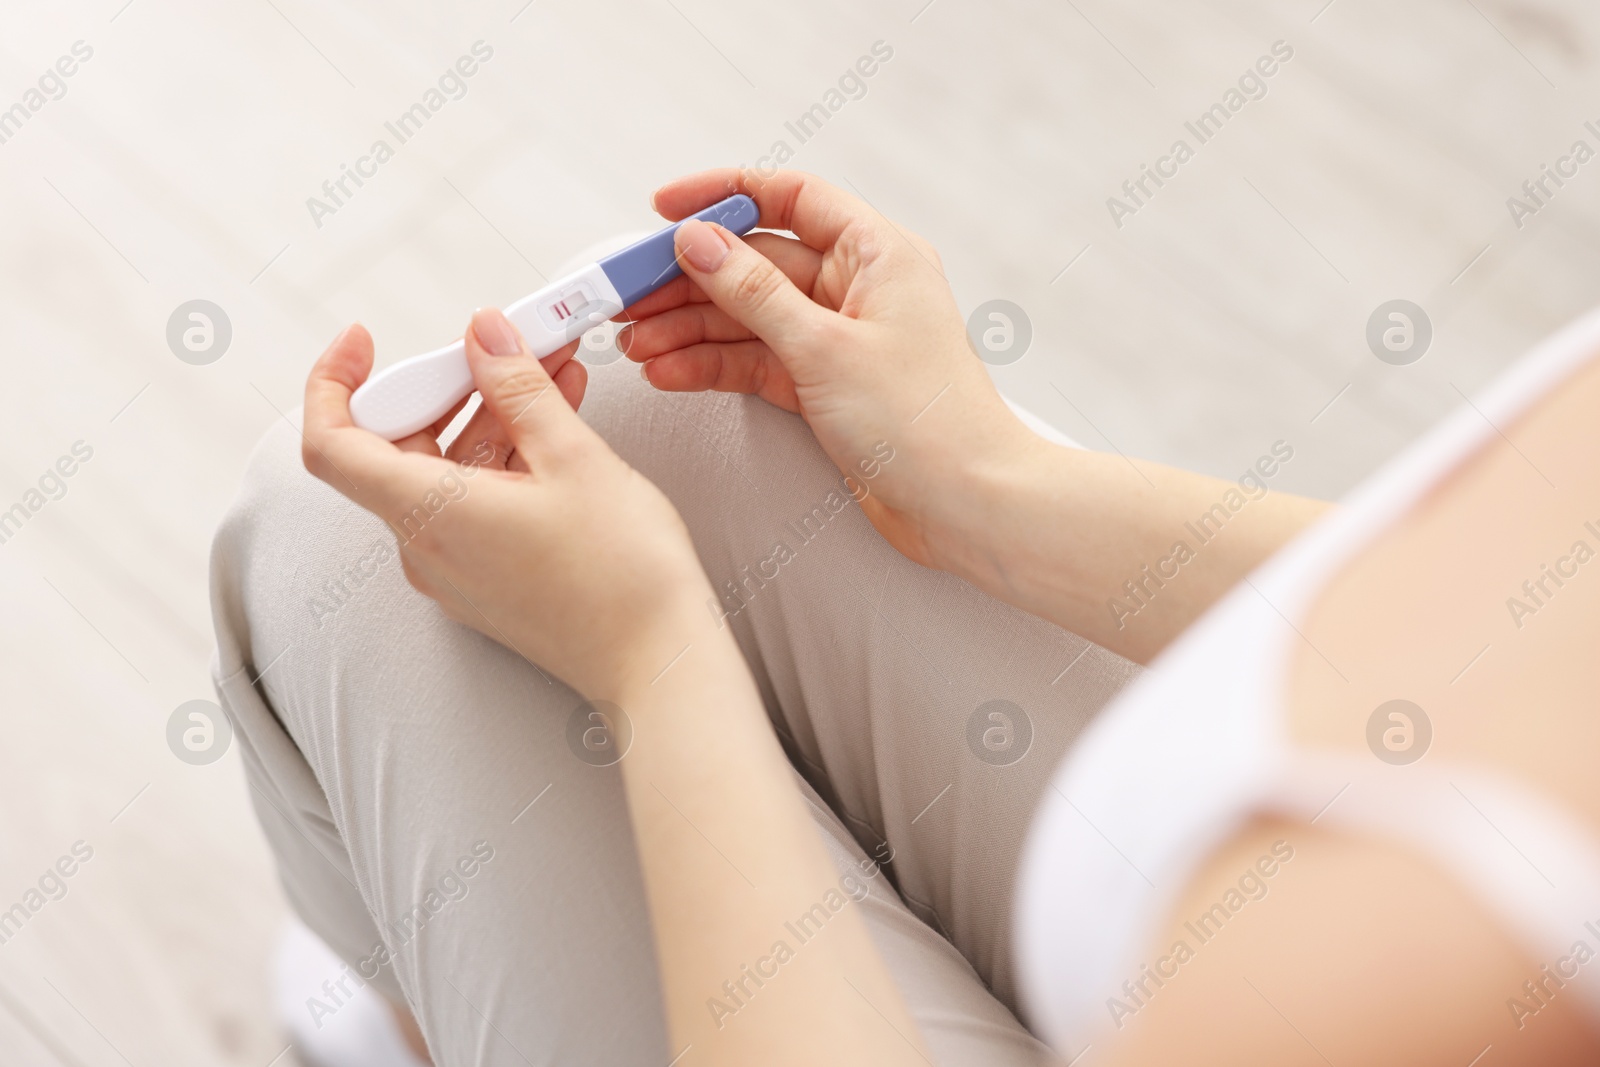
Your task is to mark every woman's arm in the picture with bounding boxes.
[931,438,1329,663]
[627,168,1328,664]
[301,314,929,1067]
[610,613,931,1067]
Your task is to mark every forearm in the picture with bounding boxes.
[931,435,1329,664]
[602,605,928,1067]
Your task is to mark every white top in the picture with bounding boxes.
[1015,308,1600,1053]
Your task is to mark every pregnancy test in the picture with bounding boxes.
[350,193,759,440]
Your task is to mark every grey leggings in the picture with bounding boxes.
[208,358,1140,1065]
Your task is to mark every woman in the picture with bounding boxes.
[213,168,1600,1065]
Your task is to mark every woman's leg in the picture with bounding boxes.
[212,363,1115,1063]
[213,416,673,1064]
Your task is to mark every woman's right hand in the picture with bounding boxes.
[621,168,1034,573]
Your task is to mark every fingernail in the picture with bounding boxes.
[616,324,634,354]
[472,307,521,356]
[640,359,653,382]
[677,220,729,273]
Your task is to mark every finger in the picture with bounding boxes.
[301,324,447,516]
[615,274,697,322]
[618,233,824,321]
[653,169,873,255]
[442,339,586,469]
[392,392,472,456]
[552,357,587,411]
[538,335,583,394]
[672,220,833,350]
[393,432,441,456]
[642,342,799,411]
[302,323,371,446]
[463,307,594,465]
[443,400,513,470]
[620,302,758,362]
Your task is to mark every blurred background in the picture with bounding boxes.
[1,0,1597,1062]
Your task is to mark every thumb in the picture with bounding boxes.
[464,307,590,463]
[675,219,832,354]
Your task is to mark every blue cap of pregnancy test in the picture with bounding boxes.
[597,194,760,308]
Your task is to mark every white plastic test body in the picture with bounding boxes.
[350,194,759,440]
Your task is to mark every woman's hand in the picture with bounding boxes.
[301,308,932,1067]
[622,168,1032,571]
[626,168,1329,663]
[301,309,713,699]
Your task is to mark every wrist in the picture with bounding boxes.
[557,568,725,703]
[921,425,1070,596]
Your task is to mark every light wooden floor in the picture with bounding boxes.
[1,0,1597,1063]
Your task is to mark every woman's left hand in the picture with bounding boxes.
[305,310,942,1067]
[300,308,715,700]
